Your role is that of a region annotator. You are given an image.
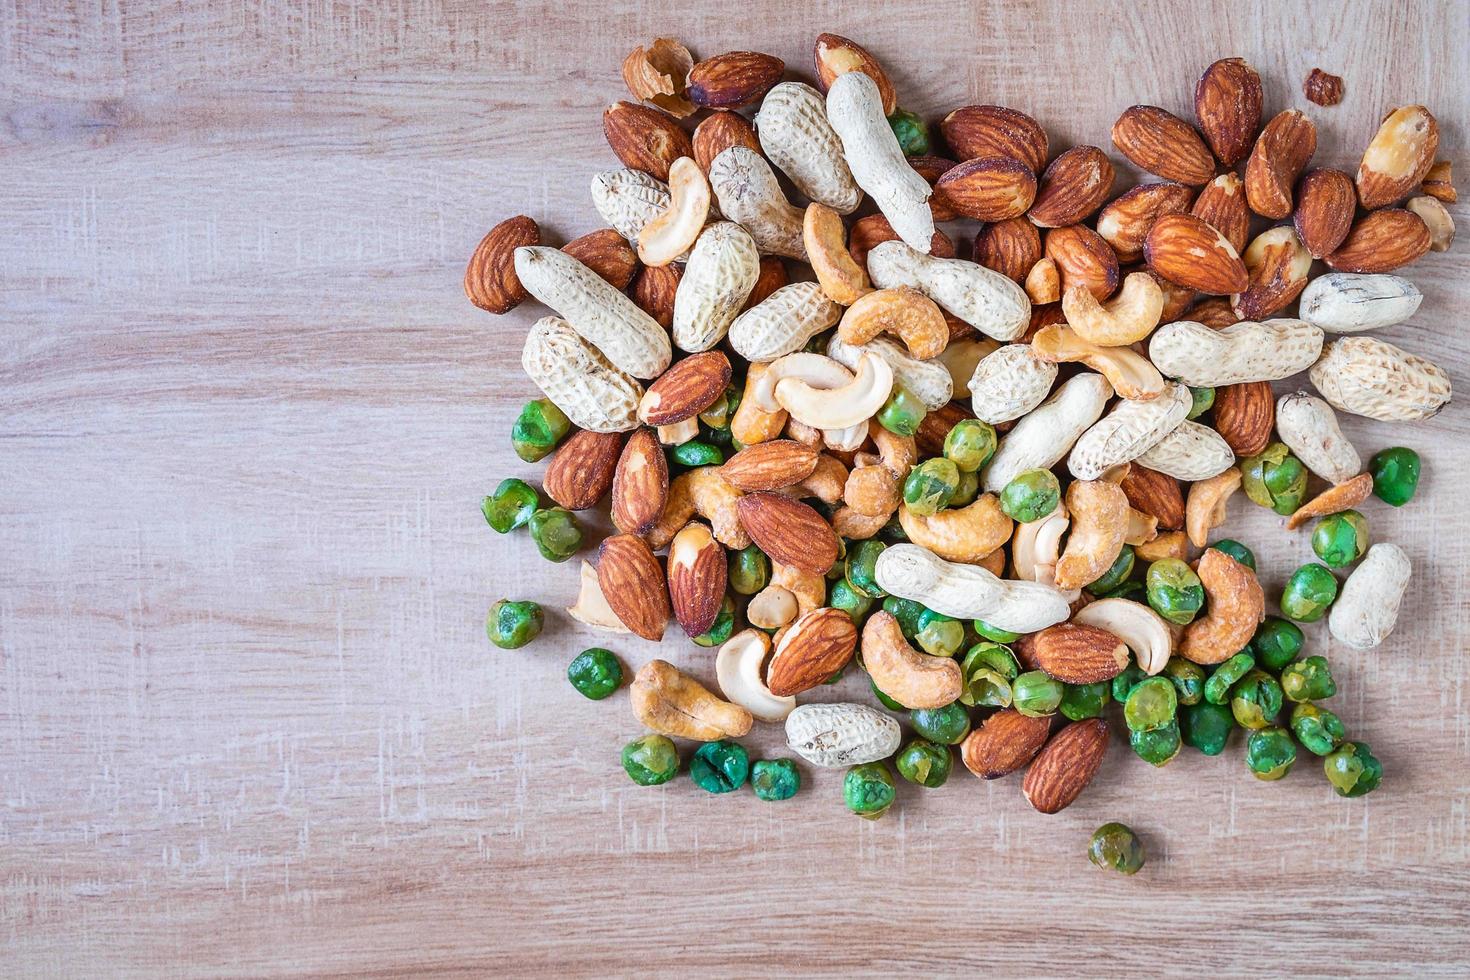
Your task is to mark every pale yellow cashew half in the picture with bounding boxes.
[730,363,787,447]
[1060,272,1164,347]
[837,287,949,359]
[637,156,710,267]
[747,585,799,630]
[687,467,750,549]
[1031,324,1167,400]
[715,629,796,723]
[775,351,895,429]
[861,611,964,709]
[898,493,1014,565]
[804,202,871,305]
[1124,507,1159,546]
[1185,468,1242,548]
[1054,479,1130,591]
[1180,549,1265,665]
[632,659,753,740]
[1072,598,1174,675]
[1011,504,1070,586]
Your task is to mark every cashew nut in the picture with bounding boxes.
[673,221,761,353]
[752,354,852,411]
[826,71,935,252]
[968,344,1059,424]
[867,240,1030,342]
[844,456,901,516]
[1327,543,1412,650]
[1285,471,1373,531]
[1298,272,1422,334]
[1135,420,1236,481]
[1054,479,1130,591]
[687,466,750,549]
[823,420,870,453]
[898,494,1013,565]
[756,81,862,213]
[1061,272,1164,347]
[772,560,824,618]
[827,333,954,411]
[861,611,964,709]
[804,202,871,304]
[566,560,632,633]
[643,473,697,550]
[637,156,710,267]
[1148,318,1325,387]
[1031,324,1166,400]
[1135,530,1188,563]
[631,659,754,740]
[730,363,788,446]
[1124,507,1159,546]
[747,585,799,630]
[1275,391,1362,485]
[871,425,917,477]
[982,373,1112,493]
[1185,468,1242,548]
[776,352,895,429]
[837,287,948,359]
[715,629,796,723]
[728,281,842,362]
[778,453,848,505]
[874,543,1076,634]
[1179,548,1265,665]
[708,146,808,260]
[656,417,699,445]
[1072,598,1174,675]
[832,505,890,540]
[1066,382,1192,481]
[1011,505,1070,586]
[1025,256,1061,304]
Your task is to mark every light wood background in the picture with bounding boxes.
[3,1,1468,975]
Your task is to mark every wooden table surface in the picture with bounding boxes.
[3,1,1468,975]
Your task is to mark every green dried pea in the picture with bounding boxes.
[672,440,724,467]
[949,468,980,507]
[1187,386,1215,420]
[567,647,622,700]
[1131,719,1182,767]
[1229,668,1283,730]
[750,759,800,801]
[1013,670,1064,717]
[690,740,750,794]
[487,599,543,649]
[878,383,927,436]
[1124,676,1178,732]
[691,596,736,648]
[1163,657,1206,706]
[1204,651,1255,705]
[844,761,896,819]
[910,702,971,744]
[1281,563,1338,622]
[1245,725,1296,781]
[943,419,998,473]
[1209,538,1256,571]
[887,108,931,155]
[1145,558,1204,625]
[1181,701,1235,756]
[915,608,964,657]
[1324,741,1382,797]
[621,735,679,786]
[1281,655,1336,702]
[973,619,1021,643]
[903,458,960,516]
[1311,510,1369,567]
[1241,442,1308,516]
[999,469,1061,523]
[1089,822,1146,875]
[483,478,540,533]
[828,578,874,625]
[1250,616,1304,672]
[896,738,952,788]
[1086,544,1135,594]
[1059,681,1111,721]
[1369,447,1420,506]
[959,642,1018,708]
[1111,661,1148,703]
[1290,702,1346,757]
[511,398,571,462]
[528,506,582,562]
[844,539,888,598]
[883,596,926,641]
[729,545,771,595]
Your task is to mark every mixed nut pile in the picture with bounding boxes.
[474,35,1455,855]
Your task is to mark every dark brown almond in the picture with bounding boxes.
[1095,182,1194,264]
[1212,382,1274,458]
[735,492,839,575]
[632,263,681,328]
[1194,57,1263,166]
[603,101,694,181]
[1303,68,1344,107]
[596,534,670,641]
[848,214,955,268]
[1324,209,1432,273]
[973,216,1042,282]
[914,400,976,459]
[666,522,726,636]
[721,440,821,491]
[1244,109,1317,219]
[465,215,540,313]
[1190,296,1241,330]
[1022,718,1109,814]
[1028,145,1115,227]
[766,607,859,697]
[1191,173,1251,254]
[908,155,960,220]
[1293,169,1357,259]
[1120,464,1184,530]
[1031,623,1130,684]
[562,229,639,290]
[935,156,1038,221]
[960,709,1052,779]
[939,105,1048,173]
[687,51,784,109]
[544,430,624,510]
[1111,104,1216,185]
[611,428,671,535]
[692,110,762,173]
[639,351,731,426]
[1045,224,1119,301]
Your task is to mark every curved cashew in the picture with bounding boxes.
[874,543,1076,634]
[1135,420,1235,481]
[826,72,935,252]
[687,467,750,549]
[1011,505,1070,586]
[1285,471,1373,531]
[861,611,964,709]
[837,287,948,359]
[804,202,871,304]
[631,659,753,740]
[1031,324,1165,400]
[779,453,848,505]
[1066,382,1192,481]
[1061,272,1164,347]
[827,333,953,411]
[752,353,852,412]
[775,352,895,429]
[898,494,1013,564]
[968,344,1059,424]
[1135,530,1187,563]
[1054,479,1129,591]
[871,425,917,477]
[1149,318,1325,387]
[935,338,997,398]
[1185,468,1242,548]
[731,363,788,446]
[844,458,901,516]
[1275,391,1361,485]
[1072,598,1173,675]
[866,240,1030,342]
[1328,543,1411,650]
[637,156,711,267]
[715,629,796,723]
[822,420,870,453]
[708,146,808,260]
[566,560,632,633]
[1179,548,1265,665]
[747,585,799,630]
[1124,507,1159,546]
[982,372,1112,493]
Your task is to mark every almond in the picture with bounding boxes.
[972,216,1042,282]
[1303,68,1344,107]
[1232,226,1312,320]
[1096,182,1194,264]
[1324,209,1432,273]
[935,156,1037,221]
[939,105,1048,173]
[1150,269,1197,324]
[1045,224,1120,301]
[611,427,671,535]
[1191,173,1250,254]
[464,215,540,313]
[848,214,955,268]
[631,262,681,328]
[639,351,732,426]
[960,709,1052,779]
[1143,212,1248,295]
[1356,105,1439,210]
[735,492,840,575]
[721,439,821,491]
[1120,464,1184,530]
[1420,160,1456,203]
[1189,296,1241,330]
[813,34,896,115]
[914,401,976,458]
[602,101,694,181]
[1292,169,1357,259]
[621,37,696,118]
[908,155,960,220]
[1031,623,1129,683]
[744,256,788,310]
[692,110,762,174]
[1111,105,1216,185]
[544,430,625,510]
[596,534,670,641]
[1028,145,1115,227]
[666,521,727,636]
[765,607,859,696]
[1244,109,1317,219]
[1022,718,1109,814]
[1194,57,1263,166]
[687,50,784,109]
[562,229,639,289]
[1212,381,1274,457]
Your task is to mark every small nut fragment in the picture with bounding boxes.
[1184,468,1242,548]
[1285,471,1374,531]
[1356,105,1439,209]
[1031,324,1166,400]
[621,38,696,118]
[1303,68,1344,107]
[747,585,799,630]
[837,287,947,359]
[637,157,710,267]
[632,659,753,740]
[1024,257,1060,304]
[1135,530,1187,563]
[566,560,631,634]
[1244,109,1317,219]
[1061,273,1164,347]
[1405,194,1455,252]
[1420,160,1456,203]
[862,611,964,709]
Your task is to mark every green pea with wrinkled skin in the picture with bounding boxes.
[1089,822,1146,875]
[1241,442,1308,516]
[528,507,582,562]
[1204,651,1255,705]
[1111,661,1148,703]
[959,642,1018,708]
[896,738,952,787]
[511,398,571,462]
[1131,720,1182,767]
[1245,726,1296,780]
[689,740,750,794]
[903,458,960,516]
[887,108,930,156]
[943,419,998,473]
[487,599,543,649]
[621,734,679,786]
[828,579,874,625]
[483,478,540,533]
[883,596,926,641]
[1281,655,1336,702]
[1291,702,1346,757]
[1324,741,1382,797]
[1013,670,1064,717]
[973,619,1021,643]
[1251,616,1304,672]
[1230,669,1283,729]
[699,384,741,431]
[910,702,972,744]
[871,678,905,711]
[1086,544,1135,595]
[1281,563,1338,622]
[1163,657,1206,706]
[1101,580,1147,602]
[916,608,964,657]
[949,468,980,507]
[845,540,888,598]
[878,384,927,436]
[1187,386,1215,420]
[1181,701,1235,755]
[1312,510,1369,567]
[729,545,770,595]
[844,762,897,819]
[672,440,724,468]
[567,648,622,699]
[999,469,1061,523]
[750,759,800,801]
[1209,539,1256,571]
[1059,681,1111,721]
[1145,558,1205,625]
[691,596,735,648]
[1125,677,1178,732]
[1369,447,1420,506]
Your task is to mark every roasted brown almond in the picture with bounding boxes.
[1045,224,1120,301]
[1096,182,1194,264]
[562,228,639,289]
[611,428,671,536]
[1420,160,1456,203]
[848,214,955,268]
[935,156,1037,221]
[1189,296,1241,330]
[1120,464,1184,530]
[603,100,694,181]
[596,534,670,641]
[972,216,1043,282]
[1303,68,1344,107]
[1028,145,1115,227]
[1191,172,1250,254]
[960,709,1052,780]
[1324,209,1432,273]
[687,50,785,109]
[1194,57,1263,166]
[939,104,1048,173]
[1022,718,1109,814]
[721,440,821,491]
[545,430,625,510]
[915,400,977,458]
[692,110,762,174]
[813,34,896,114]
[1111,104,1216,185]
[1212,381,1274,458]
[1031,623,1129,684]
[639,351,732,426]
[765,607,859,696]
[1244,109,1317,219]
[744,256,788,310]
[908,155,960,220]
[666,521,727,636]
[1356,105,1439,210]
[1144,212,1249,294]
[632,263,681,328]
[465,215,540,313]
[1232,226,1312,321]
[735,492,839,575]
[1292,169,1357,259]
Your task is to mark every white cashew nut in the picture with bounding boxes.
[566,560,632,633]
[776,352,894,429]
[825,71,934,251]
[1274,392,1362,485]
[751,352,876,447]
[827,333,954,411]
[982,373,1112,493]
[637,156,710,267]
[1298,272,1422,334]
[1328,543,1412,650]
[1011,506,1070,586]
[874,543,1076,634]
[715,629,796,722]
[867,240,1030,342]
[1072,599,1174,675]
[1061,272,1164,347]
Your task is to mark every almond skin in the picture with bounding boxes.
[666,522,726,636]
[562,229,639,290]
[908,155,960,220]
[1191,173,1250,254]
[1120,464,1184,530]
[1303,68,1344,107]
[1194,57,1263,167]
[1096,182,1194,264]
[1293,169,1357,259]
[621,37,696,118]
[961,709,1053,780]
[632,263,681,328]
[735,492,840,575]
[693,110,762,174]
[1028,145,1115,228]
[973,217,1043,282]
[1232,226,1313,320]
[465,215,540,313]
[596,534,671,642]
[602,101,694,181]
[1045,224,1120,301]
[611,428,671,535]
[935,156,1038,221]
[1356,105,1439,210]
[1324,209,1432,273]
[939,104,1048,173]
[848,214,955,268]
[721,440,821,491]
[1031,623,1129,683]
[813,34,896,115]
[1420,160,1456,204]
[545,430,625,510]
[744,256,788,310]
[1189,296,1241,330]
[1244,109,1317,219]
[765,607,859,696]
[1022,718,1109,814]
[687,50,784,109]
[1144,212,1249,295]
[1111,105,1216,185]
[639,351,731,426]
[1212,381,1274,457]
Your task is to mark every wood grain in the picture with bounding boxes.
[2,1,1468,975]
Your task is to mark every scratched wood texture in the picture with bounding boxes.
[2,0,1468,976]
